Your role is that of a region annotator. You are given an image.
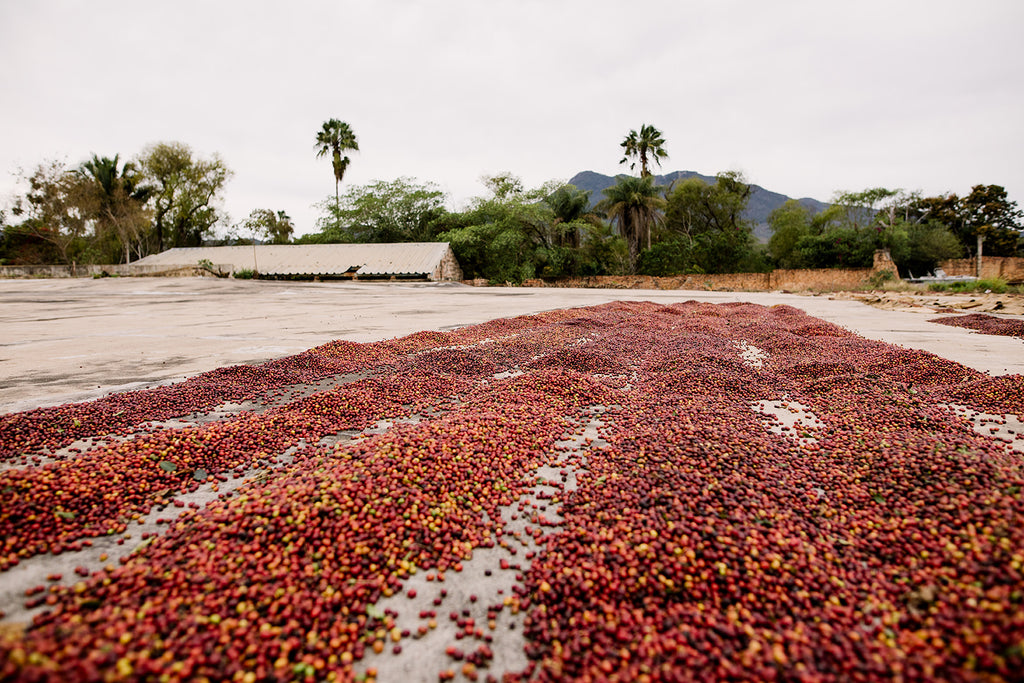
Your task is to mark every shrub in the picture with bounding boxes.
[928,278,1009,294]
[867,270,896,288]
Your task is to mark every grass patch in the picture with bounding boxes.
[927,278,1017,294]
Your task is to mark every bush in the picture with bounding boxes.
[233,268,256,280]
[867,270,896,288]
[637,240,694,276]
[927,278,1009,294]
[896,223,963,277]
[976,277,1010,293]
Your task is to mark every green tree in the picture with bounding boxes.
[635,239,693,276]
[806,188,966,272]
[438,175,554,282]
[237,209,294,245]
[79,154,152,263]
[956,185,1022,256]
[661,171,758,274]
[435,174,611,283]
[828,188,899,230]
[307,178,447,244]
[137,142,232,252]
[767,200,813,268]
[315,119,359,202]
[790,188,909,269]
[574,221,630,276]
[620,124,668,178]
[9,159,96,265]
[901,222,963,277]
[596,174,665,271]
[907,188,1021,256]
[793,228,882,269]
[545,184,601,249]
[872,190,963,275]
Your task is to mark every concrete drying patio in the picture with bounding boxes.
[1,278,1022,415]
[2,279,1023,681]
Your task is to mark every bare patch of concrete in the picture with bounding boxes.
[735,340,768,369]
[753,397,826,447]
[944,404,1024,453]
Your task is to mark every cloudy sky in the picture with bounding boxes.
[2,0,1022,236]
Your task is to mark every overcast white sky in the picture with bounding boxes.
[2,0,1022,236]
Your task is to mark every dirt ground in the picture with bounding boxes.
[834,289,1024,315]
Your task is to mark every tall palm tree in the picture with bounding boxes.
[620,124,668,178]
[315,119,359,201]
[597,175,666,270]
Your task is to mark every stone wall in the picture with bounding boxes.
[940,256,1024,283]
[430,247,464,282]
[0,264,223,278]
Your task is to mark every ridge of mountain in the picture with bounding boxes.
[567,170,830,242]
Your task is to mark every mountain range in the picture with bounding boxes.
[567,171,830,242]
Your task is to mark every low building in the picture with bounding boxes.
[131,243,463,281]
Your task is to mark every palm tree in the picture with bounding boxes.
[596,175,666,270]
[315,119,359,201]
[270,210,295,244]
[545,184,598,249]
[79,154,151,262]
[620,124,668,178]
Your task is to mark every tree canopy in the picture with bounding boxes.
[909,185,1022,257]
[2,122,1018,280]
[236,209,295,245]
[620,124,668,178]
[596,174,665,271]
[79,154,152,263]
[315,119,359,201]
[305,178,447,244]
[435,176,628,283]
[766,188,966,275]
[8,159,95,265]
[643,171,765,275]
[138,142,232,252]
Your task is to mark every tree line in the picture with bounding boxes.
[0,142,293,267]
[3,121,1021,281]
[302,123,1022,282]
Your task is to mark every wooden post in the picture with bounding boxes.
[976,235,984,279]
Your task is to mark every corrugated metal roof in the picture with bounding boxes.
[133,243,456,278]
